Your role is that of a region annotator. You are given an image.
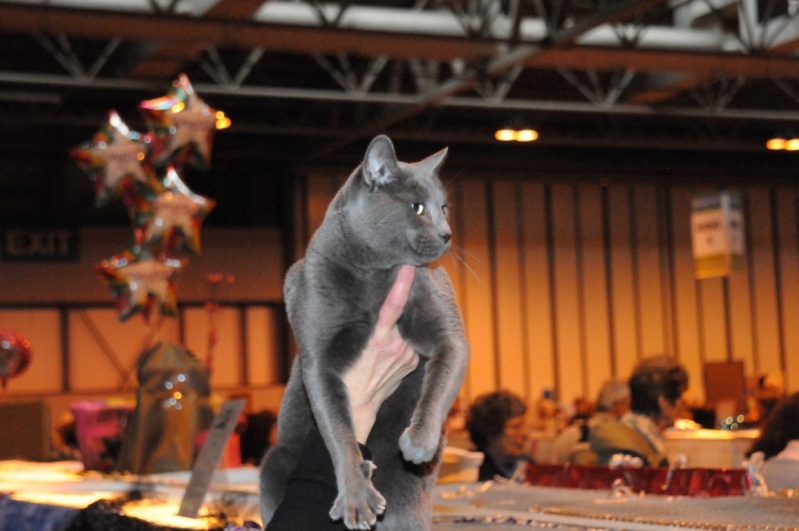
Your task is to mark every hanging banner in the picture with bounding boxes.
[691,191,745,279]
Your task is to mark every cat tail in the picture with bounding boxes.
[259,444,300,525]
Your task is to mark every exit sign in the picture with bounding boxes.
[1,228,79,262]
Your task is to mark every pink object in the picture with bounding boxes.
[71,400,134,471]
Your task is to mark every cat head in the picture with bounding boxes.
[344,135,451,267]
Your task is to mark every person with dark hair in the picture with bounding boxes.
[590,355,689,467]
[627,355,689,423]
[466,390,532,480]
[746,392,799,492]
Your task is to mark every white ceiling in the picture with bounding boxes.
[1,0,799,153]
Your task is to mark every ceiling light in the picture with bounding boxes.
[494,129,516,142]
[215,111,231,130]
[494,127,539,143]
[766,133,799,151]
[766,137,786,150]
[515,129,539,142]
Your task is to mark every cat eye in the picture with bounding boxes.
[442,204,449,216]
[412,202,425,215]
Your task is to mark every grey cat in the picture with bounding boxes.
[259,135,469,530]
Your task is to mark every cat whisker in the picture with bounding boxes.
[442,168,465,188]
[450,243,482,265]
[446,249,484,287]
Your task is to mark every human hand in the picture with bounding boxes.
[344,265,419,444]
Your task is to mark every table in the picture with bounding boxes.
[664,428,759,468]
[2,460,797,530]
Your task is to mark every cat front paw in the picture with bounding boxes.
[399,426,440,464]
[329,460,386,530]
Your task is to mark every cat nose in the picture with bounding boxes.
[441,232,451,244]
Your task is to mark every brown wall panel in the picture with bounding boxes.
[578,183,612,401]
[669,187,704,400]
[459,179,497,398]
[491,180,527,398]
[747,188,782,377]
[521,181,556,404]
[246,306,282,387]
[634,184,667,358]
[608,185,639,378]
[775,188,799,391]
[550,184,583,403]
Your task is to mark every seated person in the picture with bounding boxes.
[466,390,532,480]
[444,395,472,450]
[551,380,629,465]
[746,391,799,492]
[590,355,688,466]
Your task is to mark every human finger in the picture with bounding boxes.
[374,265,415,339]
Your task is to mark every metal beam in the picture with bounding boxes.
[548,0,671,46]
[3,3,798,80]
[521,45,799,78]
[4,68,798,123]
[127,0,265,78]
[0,3,499,63]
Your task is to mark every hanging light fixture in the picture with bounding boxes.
[766,137,786,150]
[494,126,539,143]
[494,128,517,142]
[515,129,539,142]
[766,132,799,151]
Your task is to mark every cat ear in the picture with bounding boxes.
[416,147,448,174]
[362,135,400,191]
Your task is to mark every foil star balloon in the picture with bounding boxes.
[141,165,216,257]
[95,249,183,323]
[139,73,219,169]
[71,110,155,207]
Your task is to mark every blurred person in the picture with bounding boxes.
[53,411,81,461]
[747,373,784,426]
[569,397,594,424]
[444,395,472,450]
[591,355,689,467]
[240,409,278,466]
[466,390,532,480]
[746,392,799,492]
[551,380,630,465]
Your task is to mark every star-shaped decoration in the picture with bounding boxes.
[141,165,215,257]
[95,249,183,323]
[139,73,219,169]
[71,111,155,207]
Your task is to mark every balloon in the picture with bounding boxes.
[70,110,155,207]
[140,165,215,257]
[95,249,183,323]
[139,73,219,169]
[0,330,32,389]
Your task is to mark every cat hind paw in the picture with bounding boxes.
[329,461,386,530]
[399,427,439,464]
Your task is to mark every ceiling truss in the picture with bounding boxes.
[1,0,799,156]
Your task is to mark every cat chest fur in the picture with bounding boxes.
[286,261,450,364]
